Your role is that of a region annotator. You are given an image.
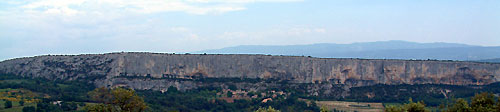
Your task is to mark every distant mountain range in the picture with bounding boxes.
[195,40,500,61]
[477,58,500,63]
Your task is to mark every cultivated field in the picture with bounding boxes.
[316,101,384,112]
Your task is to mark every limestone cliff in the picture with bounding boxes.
[0,52,499,91]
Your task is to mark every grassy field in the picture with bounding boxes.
[317,101,385,112]
[383,102,441,111]
[0,79,30,84]
[0,88,19,92]
[0,100,37,112]
[382,102,401,107]
[0,88,40,112]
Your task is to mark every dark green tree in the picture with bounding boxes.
[385,105,403,112]
[85,87,148,112]
[320,106,330,112]
[36,101,63,112]
[167,86,179,94]
[19,100,25,106]
[227,91,233,97]
[255,106,281,112]
[446,98,471,112]
[470,92,496,112]
[247,92,256,97]
[228,84,237,90]
[22,106,36,112]
[4,100,12,108]
[384,98,429,112]
[88,87,113,103]
[497,98,500,112]
[61,102,78,111]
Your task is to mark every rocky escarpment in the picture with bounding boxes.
[0,52,499,92]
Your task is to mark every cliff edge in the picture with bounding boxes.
[0,52,499,90]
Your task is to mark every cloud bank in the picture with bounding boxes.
[18,0,302,15]
[0,0,311,60]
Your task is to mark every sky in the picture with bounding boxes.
[0,0,499,60]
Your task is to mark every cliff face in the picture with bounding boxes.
[0,52,499,90]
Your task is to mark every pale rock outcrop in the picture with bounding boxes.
[0,52,499,91]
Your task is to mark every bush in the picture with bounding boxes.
[446,98,471,112]
[4,100,12,108]
[384,98,429,112]
[19,100,25,106]
[22,106,36,112]
[255,106,281,112]
[470,92,496,112]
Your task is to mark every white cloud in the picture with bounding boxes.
[43,7,80,15]
[170,27,190,32]
[21,0,87,9]
[17,0,301,15]
[0,0,306,60]
[314,28,326,33]
[113,0,246,14]
[186,0,303,3]
[215,26,329,47]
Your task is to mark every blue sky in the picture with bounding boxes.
[0,0,499,60]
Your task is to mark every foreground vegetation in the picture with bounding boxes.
[384,92,500,112]
[2,73,500,112]
[347,82,500,106]
[0,73,319,112]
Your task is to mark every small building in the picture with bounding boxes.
[262,98,272,103]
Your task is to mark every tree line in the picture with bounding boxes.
[384,92,500,112]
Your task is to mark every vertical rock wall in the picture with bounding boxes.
[0,52,499,90]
